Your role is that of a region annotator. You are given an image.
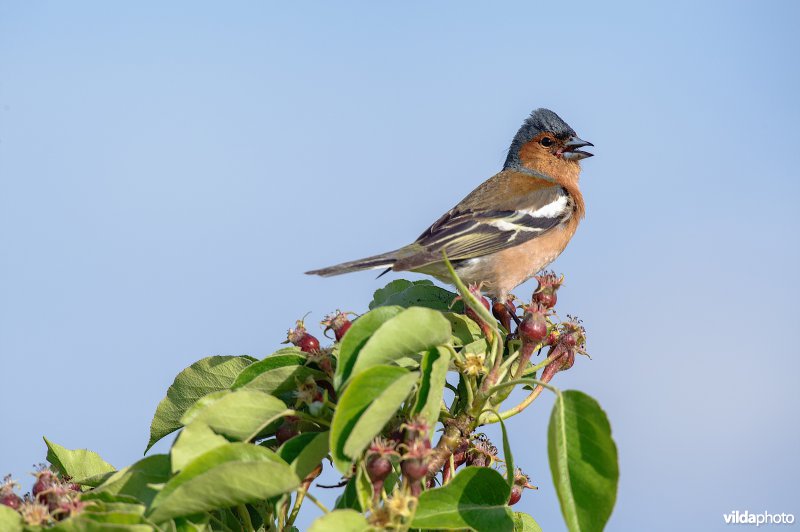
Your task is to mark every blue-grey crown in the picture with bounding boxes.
[503,108,577,169]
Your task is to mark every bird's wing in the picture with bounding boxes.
[396,185,573,269]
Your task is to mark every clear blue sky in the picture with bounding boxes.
[1,2,798,530]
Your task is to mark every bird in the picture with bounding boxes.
[306,108,593,303]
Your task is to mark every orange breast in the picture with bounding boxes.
[486,217,580,296]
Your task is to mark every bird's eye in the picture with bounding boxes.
[540,137,554,147]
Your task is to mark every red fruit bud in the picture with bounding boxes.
[1,492,22,510]
[0,475,22,510]
[298,335,320,352]
[275,420,298,444]
[32,469,55,503]
[366,455,393,483]
[509,468,535,505]
[286,319,321,353]
[322,311,353,342]
[400,458,428,482]
[533,271,564,309]
[519,308,548,344]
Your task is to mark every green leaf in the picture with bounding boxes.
[548,390,619,532]
[178,390,230,426]
[170,422,228,473]
[52,518,154,532]
[148,443,300,523]
[354,463,373,514]
[146,356,254,452]
[51,500,152,530]
[232,352,326,396]
[445,312,483,345]
[513,512,543,532]
[413,346,451,426]
[496,415,515,491]
[0,506,22,532]
[44,437,116,482]
[93,454,172,507]
[348,307,451,380]
[308,509,370,532]
[278,431,329,479]
[369,279,423,308]
[179,388,291,441]
[335,305,404,389]
[370,280,462,313]
[330,365,418,473]
[412,467,514,531]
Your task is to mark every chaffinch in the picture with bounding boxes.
[306,108,593,301]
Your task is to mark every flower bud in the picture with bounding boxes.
[532,271,564,309]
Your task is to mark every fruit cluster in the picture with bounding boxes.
[0,466,85,526]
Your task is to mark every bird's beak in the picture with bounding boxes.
[561,136,594,161]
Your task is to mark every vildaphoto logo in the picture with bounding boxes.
[723,511,795,526]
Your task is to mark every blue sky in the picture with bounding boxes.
[1,1,798,530]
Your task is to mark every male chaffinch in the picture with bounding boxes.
[306,108,593,301]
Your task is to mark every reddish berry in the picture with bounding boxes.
[32,469,55,503]
[366,455,393,483]
[509,468,535,506]
[367,438,399,501]
[519,307,548,344]
[0,475,22,510]
[533,271,563,309]
[1,492,22,510]
[275,419,298,444]
[286,319,321,353]
[321,310,353,342]
[400,439,431,482]
[400,458,428,482]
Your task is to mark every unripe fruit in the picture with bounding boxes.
[286,319,321,353]
[275,421,298,444]
[533,271,563,309]
[400,458,428,482]
[297,334,320,353]
[519,309,548,343]
[366,455,392,483]
[533,290,557,309]
[1,492,22,510]
[322,310,353,342]
[508,485,523,505]
[32,470,55,503]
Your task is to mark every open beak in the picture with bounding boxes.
[560,136,594,161]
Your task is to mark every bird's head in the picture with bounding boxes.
[504,109,593,179]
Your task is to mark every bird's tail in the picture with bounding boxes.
[305,250,400,277]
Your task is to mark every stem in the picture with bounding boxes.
[285,487,307,528]
[465,375,476,408]
[522,353,556,376]
[237,504,254,532]
[305,491,330,514]
[445,343,465,365]
[426,414,474,478]
[480,378,561,424]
